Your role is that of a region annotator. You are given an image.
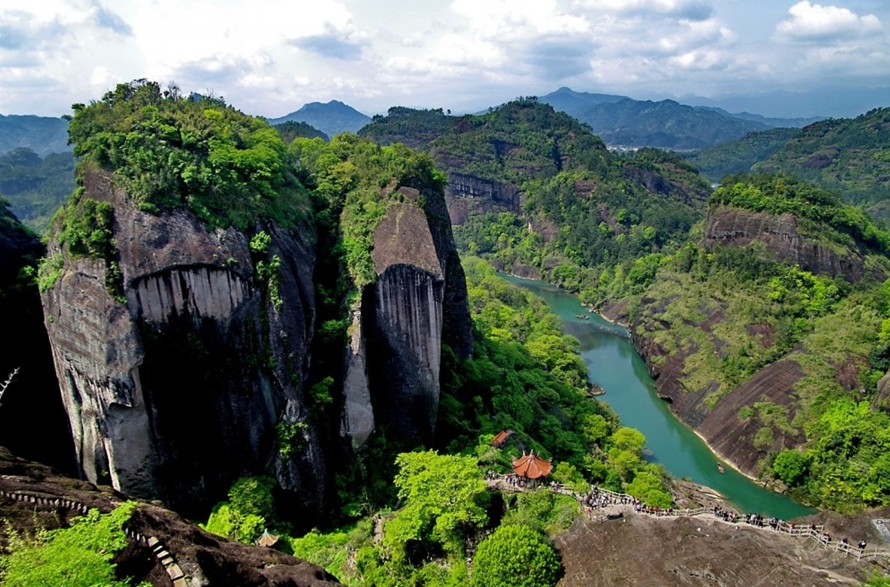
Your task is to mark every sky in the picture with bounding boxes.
[0,0,888,118]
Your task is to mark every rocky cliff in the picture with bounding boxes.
[41,164,472,518]
[0,447,342,586]
[627,200,887,479]
[342,185,472,446]
[705,205,880,282]
[444,172,521,225]
[0,202,74,473]
[41,168,324,517]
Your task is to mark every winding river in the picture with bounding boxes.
[503,275,814,519]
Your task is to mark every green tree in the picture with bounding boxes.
[471,524,563,587]
[0,502,143,587]
[385,451,488,559]
[772,450,810,487]
[202,475,276,544]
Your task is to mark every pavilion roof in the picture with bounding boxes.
[511,450,553,479]
[256,529,280,548]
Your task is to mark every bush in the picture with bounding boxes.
[471,524,562,587]
[0,502,143,587]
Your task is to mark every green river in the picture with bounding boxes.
[504,275,815,520]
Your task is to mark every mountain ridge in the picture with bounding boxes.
[267,99,371,138]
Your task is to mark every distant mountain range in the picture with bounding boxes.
[0,115,70,156]
[539,87,819,150]
[267,100,370,138]
[681,86,890,119]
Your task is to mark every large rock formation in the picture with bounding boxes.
[40,164,472,517]
[0,203,74,473]
[626,202,884,479]
[444,172,521,225]
[342,186,472,446]
[41,168,322,517]
[705,206,880,281]
[0,446,343,586]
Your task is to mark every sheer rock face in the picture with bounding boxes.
[354,186,472,445]
[444,172,521,225]
[41,169,322,517]
[41,170,473,516]
[705,206,877,281]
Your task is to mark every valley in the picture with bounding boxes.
[0,79,889,587]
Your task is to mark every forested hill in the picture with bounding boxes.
[360,99,711,295]
[688,107,890,221]
[627,174,890,512]
[538,87,816,150]
[267,100,370,138]
[0,148,75,232]
[0,114,70,157]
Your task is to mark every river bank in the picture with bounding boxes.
[501,273,814,519]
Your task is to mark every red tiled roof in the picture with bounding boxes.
[511,450,553,479]
[491,430,514,447]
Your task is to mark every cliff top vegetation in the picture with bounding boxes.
[67,79,307,231]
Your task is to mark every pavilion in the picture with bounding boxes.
[511,450,553,480]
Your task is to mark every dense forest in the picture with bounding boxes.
[360,100,712,303]
[687,107,890,222]
[198,258,671,586]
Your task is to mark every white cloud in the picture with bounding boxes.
[0,0,888,117]
[775,1,882,43]
[450,0,590,39]
[579,0,714,21]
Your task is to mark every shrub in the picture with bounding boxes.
[471,524,562,587]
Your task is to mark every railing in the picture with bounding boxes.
[485,476,890,562]
[0,489,188,585]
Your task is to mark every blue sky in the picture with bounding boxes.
[0,0,887,117]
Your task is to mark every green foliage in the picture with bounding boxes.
[386,451,489,559]
[43,193,126,300]
[291,134,446,288]
[0,148,75,233]
[362,100,709,303]
[249,230,271,254]
[625,464,673,508]
[471,524,563,587]
[273,120,328,143]
[0,502,141,587]
[228,475,276,520]
[755,108,890,217]
[685,127,800,182]
[256,254,282,309]
[58,197,115,259]
[864,574,890,586]
[289,528,352,579]
[277,421,309,457]
[500,491,579,535]
[711,173,890,256]
[36,253,64,292]
[796,398,890,511]
[67,79,307,231]
[202,476,277,544]
[202,503,266,544]
[772,450,811,487]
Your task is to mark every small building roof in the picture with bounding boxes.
[491,430,514,448]
[511,450,553,479]
[256,529,280,548]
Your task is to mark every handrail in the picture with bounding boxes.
[485,476,890,562]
